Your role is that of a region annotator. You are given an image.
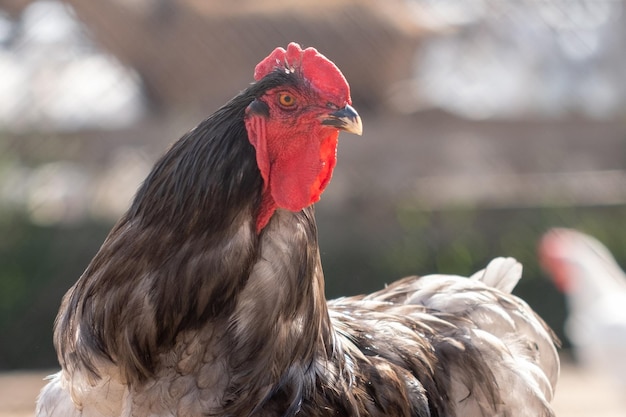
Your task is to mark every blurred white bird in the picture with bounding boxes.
[540,228,626,391]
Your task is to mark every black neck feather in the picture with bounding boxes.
[56,72,308,383]
[127,71,300,235]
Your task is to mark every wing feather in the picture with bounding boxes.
[326,257,559,417]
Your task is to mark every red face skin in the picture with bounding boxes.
[244,43,356,232]
[539,232,574,293]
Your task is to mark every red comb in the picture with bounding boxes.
[254,42,351,104]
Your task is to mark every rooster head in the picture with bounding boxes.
[245,42,362,231]
[539,229,577,292]
[540,228,625,294]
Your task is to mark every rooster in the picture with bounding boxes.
[540,228,626,391]
[37,43,559,417]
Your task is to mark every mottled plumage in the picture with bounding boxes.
[37,43,559,417]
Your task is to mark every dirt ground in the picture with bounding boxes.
[1,359,624,417]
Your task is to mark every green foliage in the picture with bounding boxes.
[320,204,626,348]
[0,212,111,370]
[4,204,626,369]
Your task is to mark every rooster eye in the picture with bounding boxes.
[278,92,296,108]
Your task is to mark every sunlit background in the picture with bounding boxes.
[1,0,625,415]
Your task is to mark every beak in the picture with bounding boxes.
[321,104,363,136]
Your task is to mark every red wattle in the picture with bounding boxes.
[309,133,338,203]
[268,131,338,212]
[246,111,340,232]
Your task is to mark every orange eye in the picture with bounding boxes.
[278,92,296,107]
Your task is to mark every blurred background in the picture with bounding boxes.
[1,0,625,415]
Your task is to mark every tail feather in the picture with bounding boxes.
[470,256,522,293]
